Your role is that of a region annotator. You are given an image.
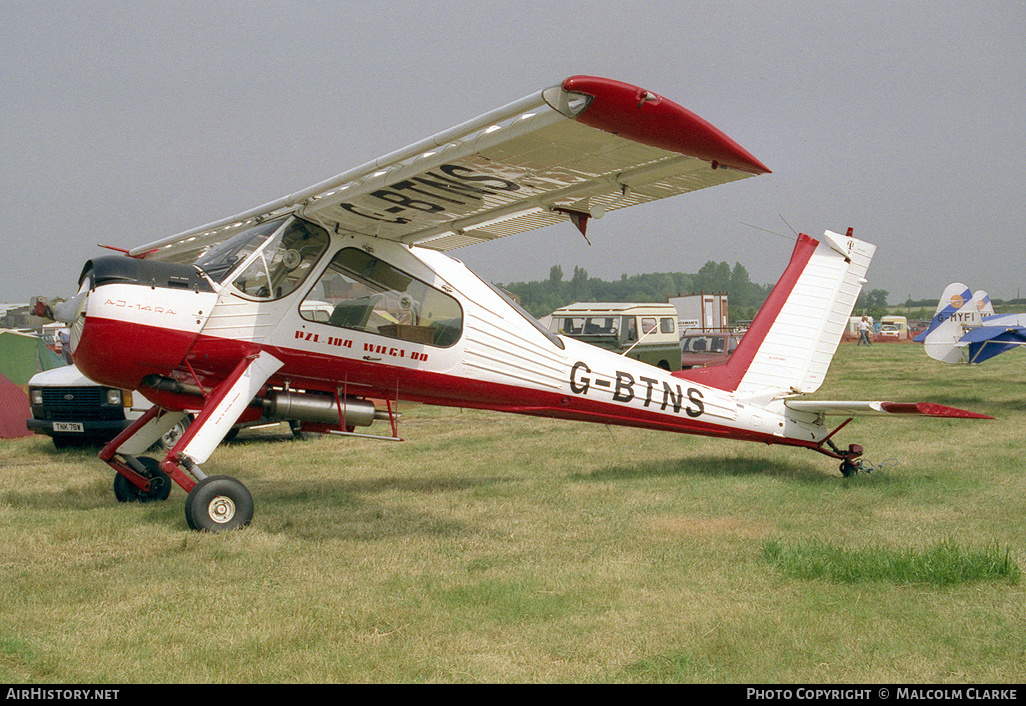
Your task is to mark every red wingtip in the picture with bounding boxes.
[562,76,771,175]
[879,402,994,419]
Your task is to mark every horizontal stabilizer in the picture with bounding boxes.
[786,400,992,419]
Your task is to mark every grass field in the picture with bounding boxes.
[1,343,1024,683]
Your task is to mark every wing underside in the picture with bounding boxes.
[130,76,770,263]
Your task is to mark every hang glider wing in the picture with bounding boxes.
[129,76,770,263]
[786,400,992,419]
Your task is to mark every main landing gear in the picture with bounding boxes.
[106,447,255,532]
[98,352,284,532]
[105,447,254,531]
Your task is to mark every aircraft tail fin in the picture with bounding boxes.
[913,283,991,363]
[676,229,874,401]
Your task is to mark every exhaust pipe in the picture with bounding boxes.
[142,375,390,428]
[264,390,390,428]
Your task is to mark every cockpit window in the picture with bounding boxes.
[301,248,463,348]
[197,217,330,300]
[196,219,285,282]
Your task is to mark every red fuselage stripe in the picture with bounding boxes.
[73,311,822,451]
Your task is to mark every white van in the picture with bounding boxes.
[26,365,153,448]
[548,302,682,370]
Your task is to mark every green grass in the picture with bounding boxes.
[762,538,1021,586]
[2,342,1026,683]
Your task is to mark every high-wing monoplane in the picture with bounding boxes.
[46,76,989,531]
[915,283,1026,364]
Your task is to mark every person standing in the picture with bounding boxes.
[857,316,873,346]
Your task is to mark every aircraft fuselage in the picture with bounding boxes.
[69,218,827,452]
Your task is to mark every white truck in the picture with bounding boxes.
[26,364,155,448]
[26,365,306,449]
[548,302,682,371]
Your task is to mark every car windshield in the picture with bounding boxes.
[550,316,620,336]
[681,335,724,353]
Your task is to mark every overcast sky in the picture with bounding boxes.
[2,1,1023,307]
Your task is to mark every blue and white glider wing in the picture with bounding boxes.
[959,313,1026,364]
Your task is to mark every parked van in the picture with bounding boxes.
[26,364,152,448]
[548,302,681,370]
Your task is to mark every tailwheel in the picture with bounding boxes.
[825,441,865,478]
[184,475,254,532]
[839,458,863,477]
[113,457,172,503]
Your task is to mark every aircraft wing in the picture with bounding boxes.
[960,324,1026,364]
[129,76,770,263]
[785,400,993,419]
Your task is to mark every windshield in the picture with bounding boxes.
[551,316,622,338]
[196,218,330,300]
[195,219,286,282]
[681,335,726,354]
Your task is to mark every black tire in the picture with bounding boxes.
[839,459,860,478]
[113,457,172,503]
[184,476,253,532]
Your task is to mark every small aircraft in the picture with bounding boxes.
[44,76,989,531]
[915,283,1026,364]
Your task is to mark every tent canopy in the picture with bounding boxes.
[0,329,65,387]
[0,371,32,438]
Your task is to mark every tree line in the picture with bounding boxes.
[498,261,921,324]
[499,261,775,321]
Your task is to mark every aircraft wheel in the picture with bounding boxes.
[113,457,172,503]
[839,459,860,477]
[160,415,192,450]
[184,476,254,532]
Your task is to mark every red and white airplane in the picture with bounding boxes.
[47,76,989,531]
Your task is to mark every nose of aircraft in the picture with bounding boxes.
[69,256,218,390]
